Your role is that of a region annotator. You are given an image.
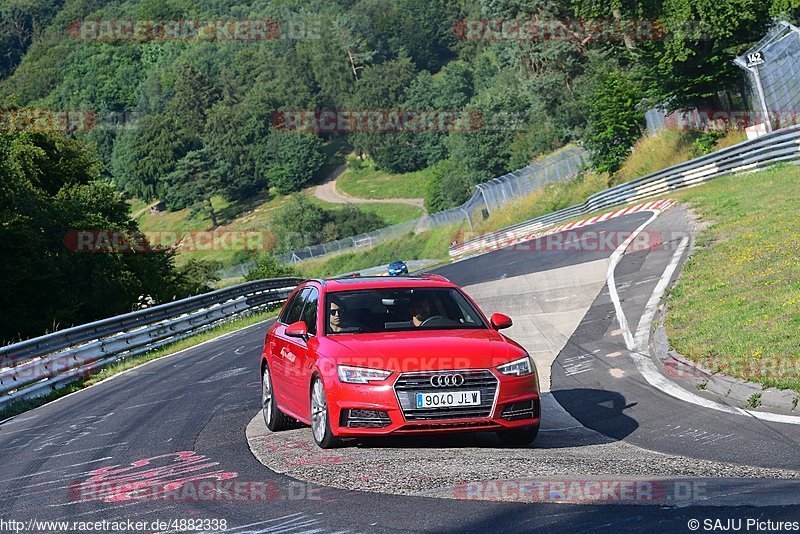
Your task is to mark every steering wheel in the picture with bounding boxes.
[420,315,450,327]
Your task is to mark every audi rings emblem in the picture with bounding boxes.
[430,374,465,387]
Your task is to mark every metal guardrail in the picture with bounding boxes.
[450,124,800,257]
[0,277,303,410]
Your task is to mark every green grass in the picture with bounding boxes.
[356,203,423,225]
[746,392,763,409]
[133,193,282,269]
[305,191,422,225]
[613,129,747,186]
[0,309,279,421]
[469,171,611,236]
[336,155,432,200]
[128,198,149,218]
[667,164,800,392]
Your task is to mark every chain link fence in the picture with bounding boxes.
[735,21,800,131]
[270,145,589,265]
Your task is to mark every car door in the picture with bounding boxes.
[282,287,321,414]
[279,287,314,416]
[271,287,306,414]
[294,286,320,417]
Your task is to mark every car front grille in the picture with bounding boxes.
[394,370,498,421]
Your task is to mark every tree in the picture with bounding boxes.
[610,0,771,108]
[423,159,472,212]
[109,60,218,202]
[270,194,328,251]
[584,70,643,173]
[0,131,181,343]
[0,0,60,80]
[399,63,477,169]
[167,62,220,141]
[446,73,533,181]
[347,59,418,171]
[175,258,222,295]
[203,88,275,200]
[111,112,197,200]
[264,131,325,195]
[347,0,456,71]
[164,149,227,228]
[295,19,355,109]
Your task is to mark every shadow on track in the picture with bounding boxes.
[551,388,639,441]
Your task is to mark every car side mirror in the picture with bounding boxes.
[285,321,309,340]
[490,313,513,330]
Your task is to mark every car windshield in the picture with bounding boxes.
[326,288,487,334]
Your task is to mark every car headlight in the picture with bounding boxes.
[496,355,534,376]
[337,365,392,384]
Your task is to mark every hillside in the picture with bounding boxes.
[1,0,789,340]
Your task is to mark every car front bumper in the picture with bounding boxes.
[327,369,540,437]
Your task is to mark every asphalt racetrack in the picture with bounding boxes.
[2,205,799,533]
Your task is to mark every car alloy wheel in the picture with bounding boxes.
[261,362,294,432]
[311,379,327,442]
[262,366,273,427]
[310,377,342,449]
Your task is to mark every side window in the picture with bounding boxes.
[281,288,306,324]
[301,288,319,335]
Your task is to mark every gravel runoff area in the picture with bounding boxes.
[246,411,800,504]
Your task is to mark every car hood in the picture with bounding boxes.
[323,329,526,372]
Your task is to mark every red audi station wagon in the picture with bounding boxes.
[260,275,540,448]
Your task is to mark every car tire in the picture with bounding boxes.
[262,362,294,432]
[310,376,342,449]
[496,425,539,447]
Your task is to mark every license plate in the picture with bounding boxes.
[415,391,481,408]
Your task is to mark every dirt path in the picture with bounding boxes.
[131,202,159,219]
[313,164,427,213]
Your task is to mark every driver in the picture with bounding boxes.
[329,296,346,333]
[409,295,433,327]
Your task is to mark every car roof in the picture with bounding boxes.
[318,274,452,292]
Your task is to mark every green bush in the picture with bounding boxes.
[423,159,473,213]
[689,131,726,158]
[270,195,386,252]
[246,255,297,281]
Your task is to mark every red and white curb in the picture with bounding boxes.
[450,198,677,258]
